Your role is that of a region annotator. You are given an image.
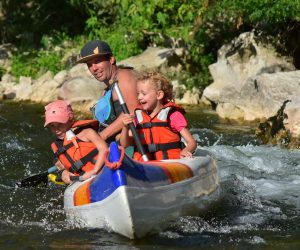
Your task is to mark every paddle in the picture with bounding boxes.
[15,166,58,188]
[114,81,149,161]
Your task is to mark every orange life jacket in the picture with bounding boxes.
[133,102,185,161]
[51,120,99,175]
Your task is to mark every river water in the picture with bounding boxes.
[1,101,300,249]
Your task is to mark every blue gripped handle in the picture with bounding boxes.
[47,166,58,174]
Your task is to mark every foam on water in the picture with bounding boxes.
[207,144,300,207]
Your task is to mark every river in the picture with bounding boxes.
[1,101,300,249]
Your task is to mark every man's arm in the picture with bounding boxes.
[99,114,124,141]
[115,69,138,113]
[99,69,138,141]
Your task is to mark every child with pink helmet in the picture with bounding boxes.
[44,100,107,184]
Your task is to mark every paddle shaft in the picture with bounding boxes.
[15,166,58,188]
[114,82,149,161]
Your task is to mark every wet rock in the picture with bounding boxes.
[283,98,300,137]
[255,100,291,147]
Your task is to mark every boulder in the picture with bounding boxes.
[202,31,295,121]
[53,70,69,84]
[176,87,201,105]
[283,98,300,137]
[58,77,106,112]
[118,47,184,74]
[28,71,60,102]
[217,70,300,121]
[256,98,300,148]
[15,76,33,100]
[0,73,17,99]
[29,79,61,103]
[69,63,92,79]
[255,100,290,145]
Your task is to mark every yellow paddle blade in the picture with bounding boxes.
[48,174,65,186]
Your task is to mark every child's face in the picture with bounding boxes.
[48,122,70,140]
[137,80,162,112]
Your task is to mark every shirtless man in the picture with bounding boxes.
[77,40,138,142]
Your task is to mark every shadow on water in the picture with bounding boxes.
[1,101,300,249]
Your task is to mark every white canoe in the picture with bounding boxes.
[64,142,219,239]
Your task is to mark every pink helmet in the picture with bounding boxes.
[44,100,74,127]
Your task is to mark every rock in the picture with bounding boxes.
[256,100,290,145]
[202,31,295,121]
[58,77,106,113]
[0,86,4,100]
[29,79,61,102]
[253,99,300,149]
[3,90,16,99]
[0,73,17,99]
[1,73,16,83]
[176,87,201,105]
[15,76,33,100]
[36,71,54,83]
[217,70,300,121]
[118,47,183,74]
[216,103,245,121]
[69,63,91,78]
[53,70,69,86]
[283,97,300,137]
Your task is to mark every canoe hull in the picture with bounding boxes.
[64,149,219,239]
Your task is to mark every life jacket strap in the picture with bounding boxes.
[136,141,183,154]
[69,148,99,174]
[148,141,183,152]
[53,142,73,160]
[136,121,168,129]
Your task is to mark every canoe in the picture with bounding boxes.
[64,142,219,239]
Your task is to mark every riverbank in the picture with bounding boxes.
[2,31,300,149]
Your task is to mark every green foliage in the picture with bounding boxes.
[11,50,62,80]
[0,0,87,46]
[10,32,77,80]
[76,0,211,86]
[3,0,300,87]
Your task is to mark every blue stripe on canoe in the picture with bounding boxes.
[89,166,127,203]
[122,155,169,184]
[89,155,169,203]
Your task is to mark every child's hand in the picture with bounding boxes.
[61,170,76,184]
[122,113,135,127]
[180,149,193,158]
[81,170,96,181]
[55,160,65,170]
